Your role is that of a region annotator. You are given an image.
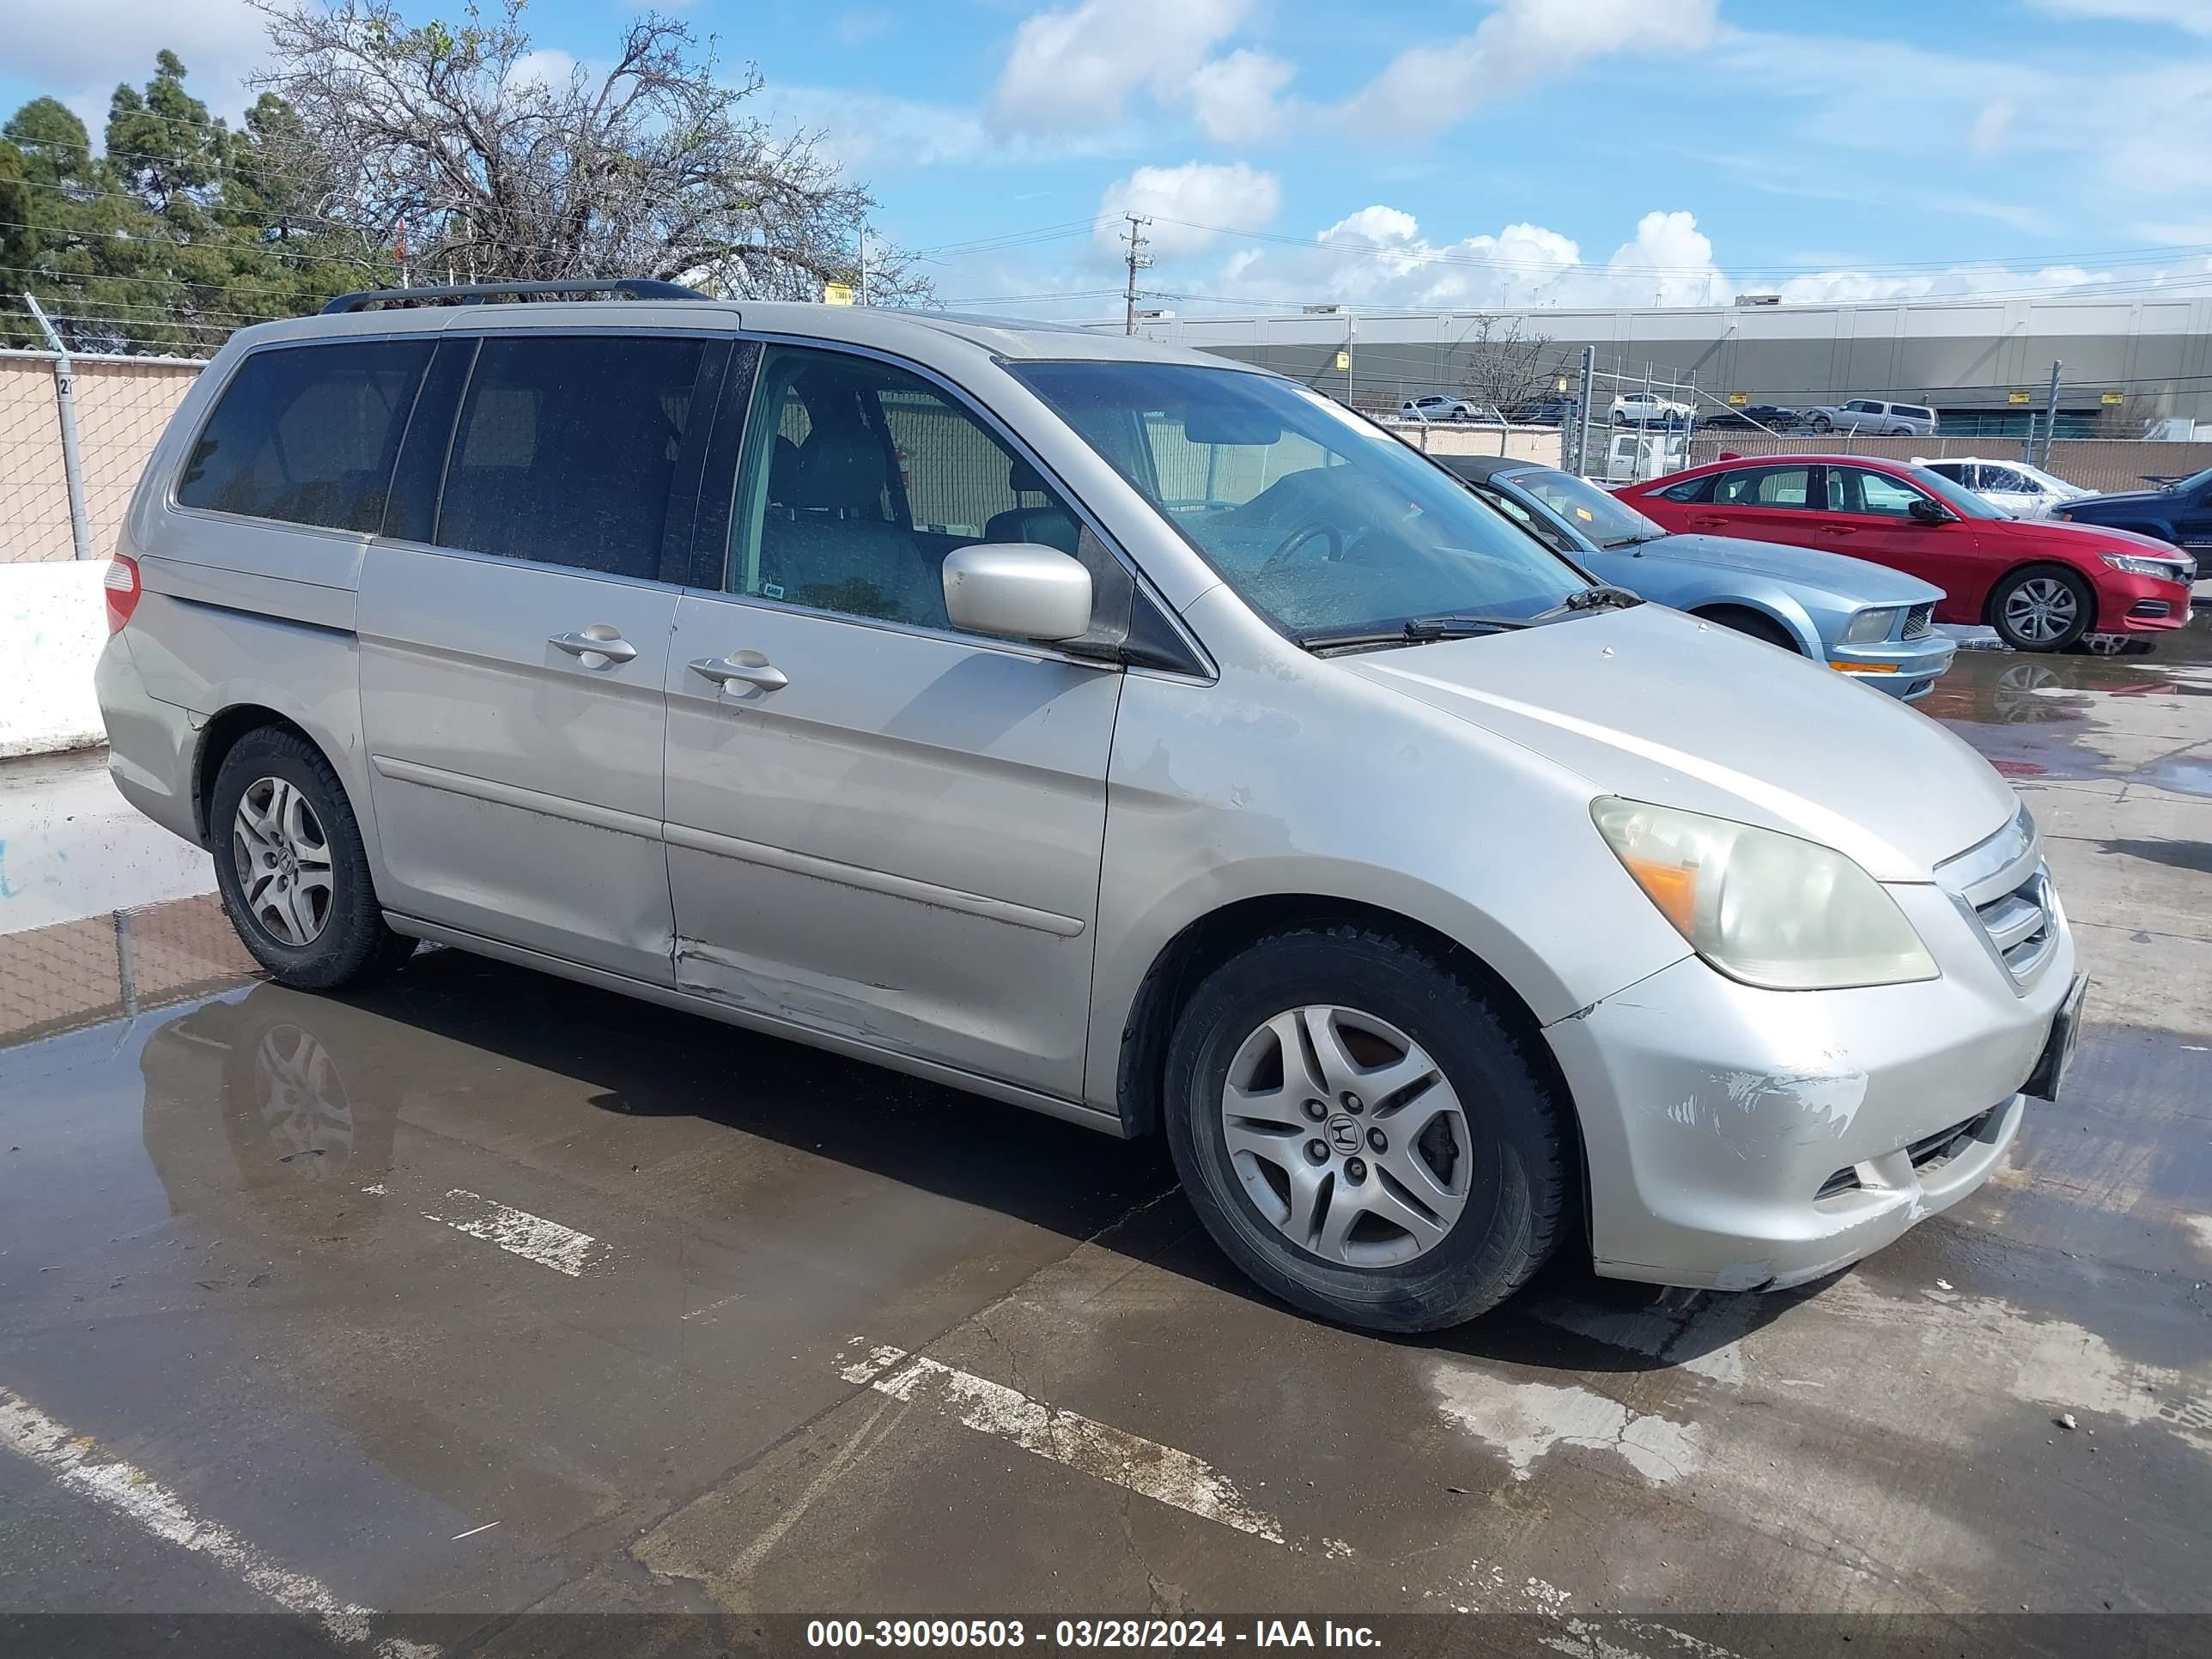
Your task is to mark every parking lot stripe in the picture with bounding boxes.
[0,1383,435,1657]
[836,1341,1286,1545]
[416,1187,606,1277]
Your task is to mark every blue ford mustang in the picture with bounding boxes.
[1438,456,1958,701]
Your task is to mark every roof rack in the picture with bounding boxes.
[319,278,709,315]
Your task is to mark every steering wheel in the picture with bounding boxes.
[1257,520,1343,577]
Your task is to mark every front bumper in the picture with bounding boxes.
[1545,878,2075,1291]
[1827,632,1957,702]
[2094,570,2193,634]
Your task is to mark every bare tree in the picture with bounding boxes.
[1459,315,1563,416]
[250,0,929,302]
[2094,390,2165,440]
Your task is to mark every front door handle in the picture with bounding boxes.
[690,653,789,693]
[550,627,638,665]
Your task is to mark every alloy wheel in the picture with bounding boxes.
[2003,577,2079,646]
[1218,1005,1472,1267]
[231,776,335,946]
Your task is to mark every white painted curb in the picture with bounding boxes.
[0,561,108,758]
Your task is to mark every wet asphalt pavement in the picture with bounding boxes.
[3,613,2209,1656]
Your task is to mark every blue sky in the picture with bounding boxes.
[8,0,2212,318]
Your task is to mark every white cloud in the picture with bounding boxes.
[1967,98,2017,156]
[508,50,580,92]
[1097,161,1282,257]
[2028,0,2212,31]
[4,0,266,125]
[1187,48,1295,144]
[1341,0,1720,138]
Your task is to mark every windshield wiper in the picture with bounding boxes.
[1599,532,1665,550]
[1301,614,1528,653]
[1302,586,1642,654]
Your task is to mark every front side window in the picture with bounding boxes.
[1712,465,1812,507]
[1007,361,1584,641]
[436,334,706,579]
[178,339,431,532]
[727,345,1082,632]
[1826,465,1926,517]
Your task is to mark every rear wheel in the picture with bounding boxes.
[1162,926,1566,1332]
[210,728,416,990]
[1989,565,2094,653]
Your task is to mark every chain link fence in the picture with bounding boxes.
[0,891,258,1048]
[1678,431,2212,495]
[1,349,205,562]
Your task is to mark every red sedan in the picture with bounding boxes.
[1619,454,2196,652]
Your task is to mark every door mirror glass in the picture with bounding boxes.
[942,544,1094,641]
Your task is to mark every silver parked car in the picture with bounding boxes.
[96,282,2082,1331]
[1802,398,1938,436]
[1437,457,1957,700]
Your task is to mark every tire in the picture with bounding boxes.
[1808,414,1833,433]
[1988,564,2094,653]
[209,727,416,990]
[1698,606,1800,653]
[1162,925,1567,1333]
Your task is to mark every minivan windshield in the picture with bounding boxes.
[1008,362,1587,642]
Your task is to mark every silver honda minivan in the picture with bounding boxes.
[95,283,2083,1330]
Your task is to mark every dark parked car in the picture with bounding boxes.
[2051,463,2212,561]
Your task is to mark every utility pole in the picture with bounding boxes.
[1576,343,1597,477]
[859,226,871,307]
[2039,358,2063,470]
[1121,215,1152,335]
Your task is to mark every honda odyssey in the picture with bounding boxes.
[95,282,2082,1330]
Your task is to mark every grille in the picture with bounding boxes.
[1901,602,1934,639]
[1973,867,2057,983]
[1906,1108,1996,1172]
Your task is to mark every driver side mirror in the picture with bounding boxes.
[943,543,1094,642]
[1907,497,1953,526]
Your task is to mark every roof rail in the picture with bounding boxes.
[319,278,710,315]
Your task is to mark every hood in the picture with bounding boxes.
[2057,488,2172,516]
[1634,532,1944,604]
[1342,604,2015,882]
[1991,515,2179,555]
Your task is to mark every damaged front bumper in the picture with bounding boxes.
[1544,882,2075,1292]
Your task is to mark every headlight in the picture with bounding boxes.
[2101,552,2182,580]
[1838,606,1899,644]
[1591,799,1938,991]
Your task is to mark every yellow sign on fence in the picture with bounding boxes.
[1334,349,1350,371]
[2101,391,2125,405]
[823,282,855,306]
[2007,390,2033,404]
[1726,392,1748,405]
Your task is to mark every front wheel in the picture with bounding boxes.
[210,728,417,990]
[1989,565,2094,652]
[1808,414,1834,433]
[1163,926,1567,1332]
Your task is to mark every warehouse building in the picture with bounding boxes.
[1121,292,2212,435]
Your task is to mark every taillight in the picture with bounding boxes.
[104,556,142,633]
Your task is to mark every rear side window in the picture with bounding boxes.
[178,340,431,532]
[1656,475,1716,503]
[1713,465,1810,506]
[437,335,707,579]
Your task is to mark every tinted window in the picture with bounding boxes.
[437,335,706,579]
[1980,465,2027,492]
[1713,465,1811,507]
[728,346,1082,632]
[179,340,430,532]
[1922,461,1966,483]
[1656,474,1717,503]
[1899,406,1934,422]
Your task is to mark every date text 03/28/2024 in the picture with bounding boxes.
[805,1620,1382,1648]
